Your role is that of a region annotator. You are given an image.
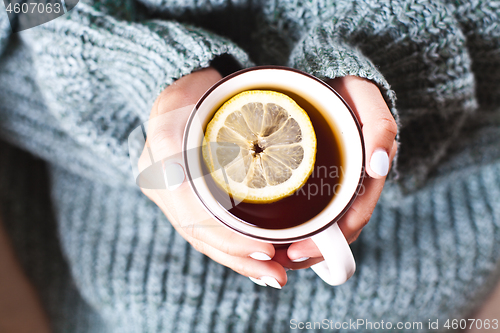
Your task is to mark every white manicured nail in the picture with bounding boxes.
[249,277,267,287]
[249,252,272,261]
[163,162,185,191]
[370,149,389,177]
[291,257,310,263]
[260,276,282,289]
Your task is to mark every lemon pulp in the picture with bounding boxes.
[202,90,317,203]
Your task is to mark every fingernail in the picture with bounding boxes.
[249,277,267,287]
[370,149,389,177]
[291,257,310,263]
[260,276,282,289]
[163,162,185,191]
[249,252,272,261]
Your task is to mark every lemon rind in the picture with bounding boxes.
[202,90,317,204]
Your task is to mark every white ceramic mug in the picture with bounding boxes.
[183,66,365,286]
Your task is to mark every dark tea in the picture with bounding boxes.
[204,88,343,230]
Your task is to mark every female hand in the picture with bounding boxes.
[284,76,398,266]
[140,70,397,285]
[140,68,287,289]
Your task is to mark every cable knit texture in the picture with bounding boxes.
[0,0,499,332]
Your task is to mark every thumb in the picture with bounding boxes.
[328,76,398,179]
[146,67,223,164]
[138,68,222,191]
[361,106,398,179]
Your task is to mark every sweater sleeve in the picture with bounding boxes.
[445,0,500,113]
[0,2,252,187]
[287,0,477,189]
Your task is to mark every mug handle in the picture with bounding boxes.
[310,222,356,285]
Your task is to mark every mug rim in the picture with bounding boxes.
[183,65,366,243]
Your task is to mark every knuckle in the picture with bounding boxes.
[182,220,200,239]
[149,126,176,147]
[230,259,250,277]
[216,236,232,256]
[157,95,174,115]
[181,222,207,250]
[147,127,181,161]
[157,88,176,113]
[157,89,192,114]
[189,238,207,254]
[216,231,245,257]
[377,115,398,139]
[392,140,399,154]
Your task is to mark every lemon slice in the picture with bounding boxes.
[202,90,317,203]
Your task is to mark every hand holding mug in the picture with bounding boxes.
[140,68,289,289]
[286,76,398,263]
[139,67,397,288]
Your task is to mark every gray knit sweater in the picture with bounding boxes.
[0,0,499,332]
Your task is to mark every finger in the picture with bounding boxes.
[287,149,396,260]
[287,239,322,261]
[272,245,324,270]
[155,184,276,260]
[328,76,398,178]
[286,77,398,263]
[139,68,222,190]
[147,105,193,162]
[197,241,287,289]
[336,179,384,243]
[336,140,397,243]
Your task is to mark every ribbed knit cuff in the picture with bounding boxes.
[288,25,398,123]
[143,19,253,95]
